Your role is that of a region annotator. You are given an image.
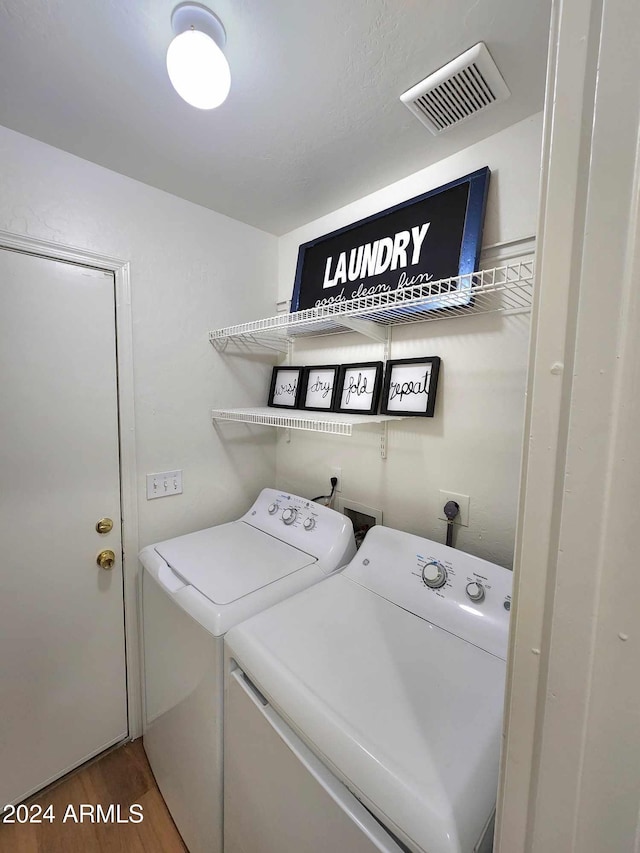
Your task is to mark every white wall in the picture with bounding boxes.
[276,114,542,568]
[0,124,279,549]
[0,109,541,571]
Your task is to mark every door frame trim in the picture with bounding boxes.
[0,229,143,739]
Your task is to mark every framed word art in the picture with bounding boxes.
[381,357,441,417]
[268,366,303,409]
[290,167,490,312]
[335,362,383,415]
[300,365,340,412]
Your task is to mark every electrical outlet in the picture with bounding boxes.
[330,467,342,493]
[146,470,183,500]
[438,491,470,527]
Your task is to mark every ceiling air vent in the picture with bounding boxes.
[400,43,510,135]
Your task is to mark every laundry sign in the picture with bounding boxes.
[290,167,490,313]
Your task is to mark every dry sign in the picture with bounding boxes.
[290,167,490,313]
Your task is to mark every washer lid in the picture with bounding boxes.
[153,520,316,605]
[225,574,507,853]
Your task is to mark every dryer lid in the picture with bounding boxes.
[225,573,507,853]
[153,520,316,605]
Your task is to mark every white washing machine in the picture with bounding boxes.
[224,524,513,853]
[140,488,356,853]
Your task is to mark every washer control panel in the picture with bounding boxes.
[264,499,318,531]
[243,489,356,570]
[344,525,513,659]
[261,497,317,531]
[252,493,319,534]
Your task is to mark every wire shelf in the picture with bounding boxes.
[211,407,405,435]
[209,261,534,350]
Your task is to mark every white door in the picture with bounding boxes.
[0,248,128,806]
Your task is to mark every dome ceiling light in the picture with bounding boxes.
[166,3,231,110]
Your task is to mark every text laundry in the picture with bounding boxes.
[323,223,430,289]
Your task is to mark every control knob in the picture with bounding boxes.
[422,561,448,589]
[281,507,298,525]
[303,517,316,531]
[465,581,485,603]
[268,502,280,515]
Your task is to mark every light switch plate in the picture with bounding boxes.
[146,470,183,500]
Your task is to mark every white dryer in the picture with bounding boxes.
[224,524,513,853]
[140,488,356,853]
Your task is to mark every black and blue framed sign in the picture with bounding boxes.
[290,167,490,313]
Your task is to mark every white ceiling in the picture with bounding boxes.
[0,0,551,235]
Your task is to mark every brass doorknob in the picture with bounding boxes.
[97,550,116,570]
[96,517,114,534]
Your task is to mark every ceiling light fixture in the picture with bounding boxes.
[166,3,231,110]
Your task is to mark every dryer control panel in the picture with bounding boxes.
[243,489,356,573]
[344,525,512,660]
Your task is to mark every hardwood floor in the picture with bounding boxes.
[0,739,188,852]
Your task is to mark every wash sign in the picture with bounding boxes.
[290,167,490,313]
